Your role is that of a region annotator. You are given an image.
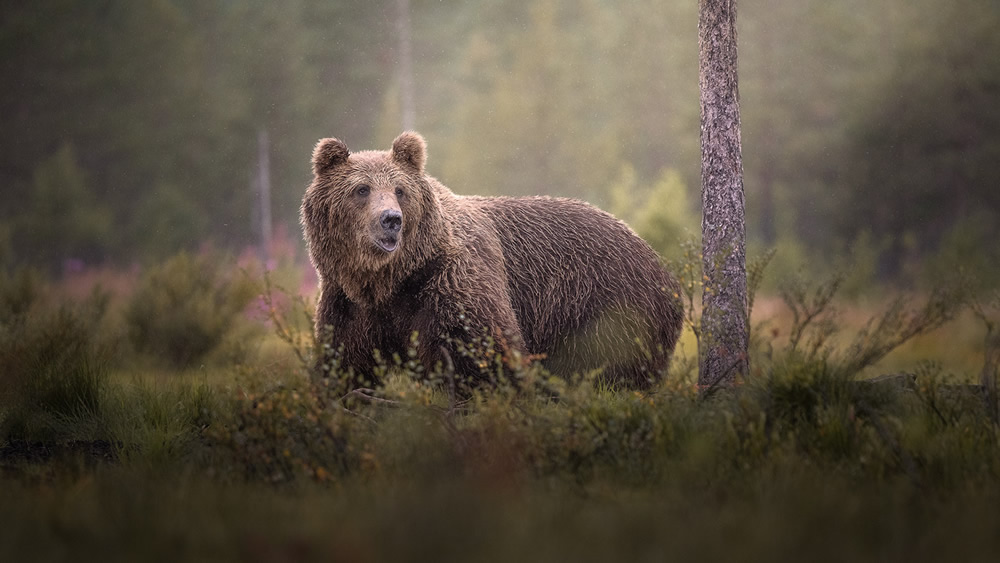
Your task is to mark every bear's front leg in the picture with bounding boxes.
[313,284,383,388]
[411,278,524,389]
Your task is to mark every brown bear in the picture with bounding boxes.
[300,132,683,389]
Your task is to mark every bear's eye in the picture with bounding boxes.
[395,187,405,198]
[356,184,370,197]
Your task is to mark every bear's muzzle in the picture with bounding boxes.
[375,209,402,252]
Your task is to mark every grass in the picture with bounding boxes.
[3,467,999,562]
[1,259,999,562]
[2,367,999,562]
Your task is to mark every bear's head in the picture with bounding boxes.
[301,132,446,303]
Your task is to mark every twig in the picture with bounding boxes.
[783,276,842,354]
[262,273,313,369]
[340,405,377,425]
[699,351,747,398]
[339,388,402,407]
[440,345,457,416]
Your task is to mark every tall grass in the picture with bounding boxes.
[0,269,112,442]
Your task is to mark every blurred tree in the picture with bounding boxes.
[1,0,994,287]
[186,0,393,240]
[609,165,699,261]
[634,169,699,260]
[430,0,623,201]
[608,0,700,188]
[13,146,112,273]
[832,1,1000,280]
[416,0,703,215]
[1,2,240,263]
[130,185,209,261]
[0,1,393,267]
[739,0,888,247]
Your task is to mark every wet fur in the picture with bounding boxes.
[301,132,683,388]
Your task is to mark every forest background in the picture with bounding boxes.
[3,0,999,291]
[3,4,1000,559]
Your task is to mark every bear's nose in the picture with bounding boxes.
[380,210,402,232]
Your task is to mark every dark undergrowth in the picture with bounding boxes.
[2,264,999,562]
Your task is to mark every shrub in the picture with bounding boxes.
[125,252,258,368]
[0,271,112,441]
[0,267,42,324]
[202,381,364,484]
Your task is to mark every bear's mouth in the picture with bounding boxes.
[376,235,399,253]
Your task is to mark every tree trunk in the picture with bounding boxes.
[698,0,748,388]
[256,128,272,264]
[396,0,416,131]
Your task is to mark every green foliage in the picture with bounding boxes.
[203,382,363,484]
[0,2,392,263]
[3,0,1000,552]
[11,146,112,271]
[105,380,224,469]
[2,265,1000,560]
[125,253,258,368]
[923,212,1000,291]
[430,0,625,200]
[827,1,1000,279]
[632,169,699,256]
[129,185,210,260]
[1,0,995,287]
[665,237,704,378]
[192,348,999,495]
[609,165,699,261]
[0,267,43,323]
[0,270,113,441]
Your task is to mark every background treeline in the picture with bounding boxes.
[2,0,998,285]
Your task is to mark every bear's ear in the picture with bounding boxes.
[391,131,426,173]
[312,138,350,176]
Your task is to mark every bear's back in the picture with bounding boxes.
[471,195,681,366]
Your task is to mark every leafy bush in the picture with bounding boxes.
[202,381,366,484]
[125,253,258,368]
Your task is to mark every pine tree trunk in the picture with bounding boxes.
[396,0,416,131]
[698,0,748,388]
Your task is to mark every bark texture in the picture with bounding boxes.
[699,0,748,387]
